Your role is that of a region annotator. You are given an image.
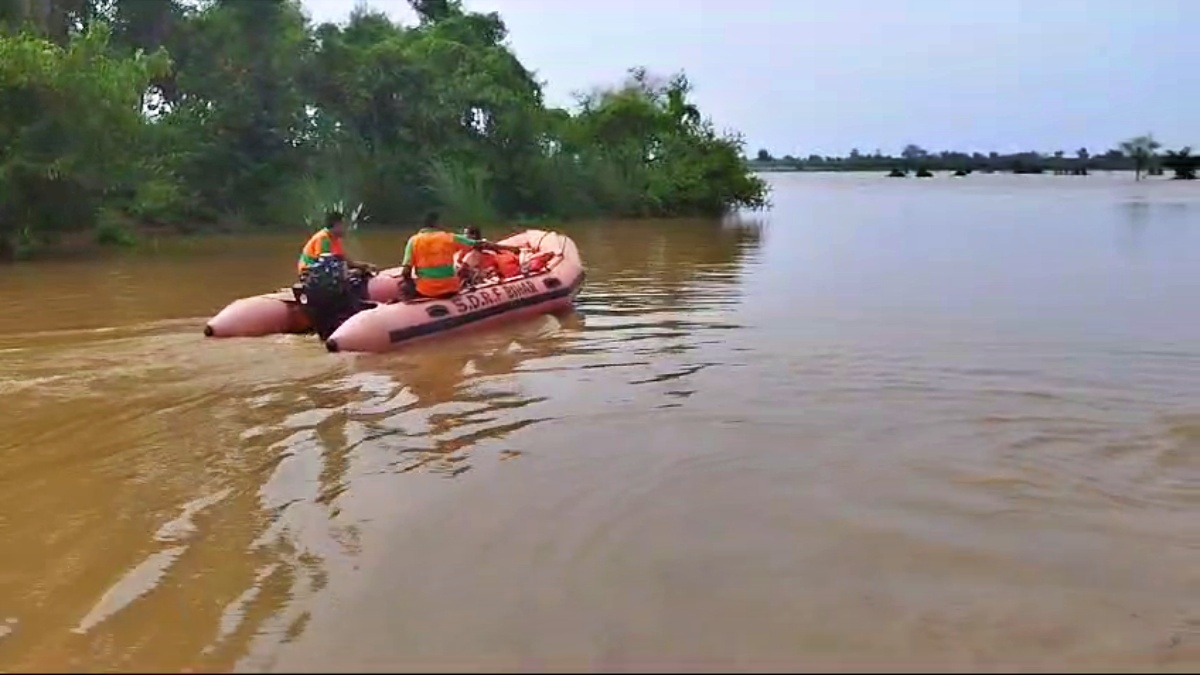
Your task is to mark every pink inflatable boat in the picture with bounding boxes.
[203,272,405,338]
[326,230,585,353]
[203,229,585,353]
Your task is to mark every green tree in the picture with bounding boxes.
[564,68,767,217]
[898,143,926,171]
[0,23,170,257]
[1119,134,1161,181]
[901,144,927,160]
[0,0,769,259]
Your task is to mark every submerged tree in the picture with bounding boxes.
[1161,147,1198,180]
[1119,134,1162,181]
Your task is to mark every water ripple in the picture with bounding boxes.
[6,209,1200,671]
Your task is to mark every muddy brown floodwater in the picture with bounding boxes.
[0,173,1198,673]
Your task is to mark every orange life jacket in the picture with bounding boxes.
[493,250,522,278]
[457,250,523,281]
[298,228,345,274]
[407,229,470,297]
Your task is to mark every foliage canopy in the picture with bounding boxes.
[0,0,768,258]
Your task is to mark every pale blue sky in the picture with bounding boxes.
[301,0,1198,157]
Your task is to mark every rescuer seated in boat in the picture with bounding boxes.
[294,211,378,339]
[297,210,377,292]
[454,226,523,285]
[398,212,521,300]
[453,226,488,285]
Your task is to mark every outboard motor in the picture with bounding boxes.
[294,254,369,341]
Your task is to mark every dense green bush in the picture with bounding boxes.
[0,0,768,258]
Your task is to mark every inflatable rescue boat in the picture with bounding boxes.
[326,229,584,353]
[203,229,585,352]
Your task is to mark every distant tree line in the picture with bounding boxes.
[750,135,1199,181]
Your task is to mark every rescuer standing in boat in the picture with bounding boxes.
[399,212,521,300]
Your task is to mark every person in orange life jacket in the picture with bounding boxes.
[453,226,489,285]
[454,225,523,283]
[297,210,376,278]
[399,212,520,299]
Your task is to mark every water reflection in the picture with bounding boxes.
[5,179,1200,671]
[1114,198,1197,266]
[0,217,762,672]
[326,217,765,480]
[226,219,765,669]
[339,314,584,479]
[1116,200,1153,262]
